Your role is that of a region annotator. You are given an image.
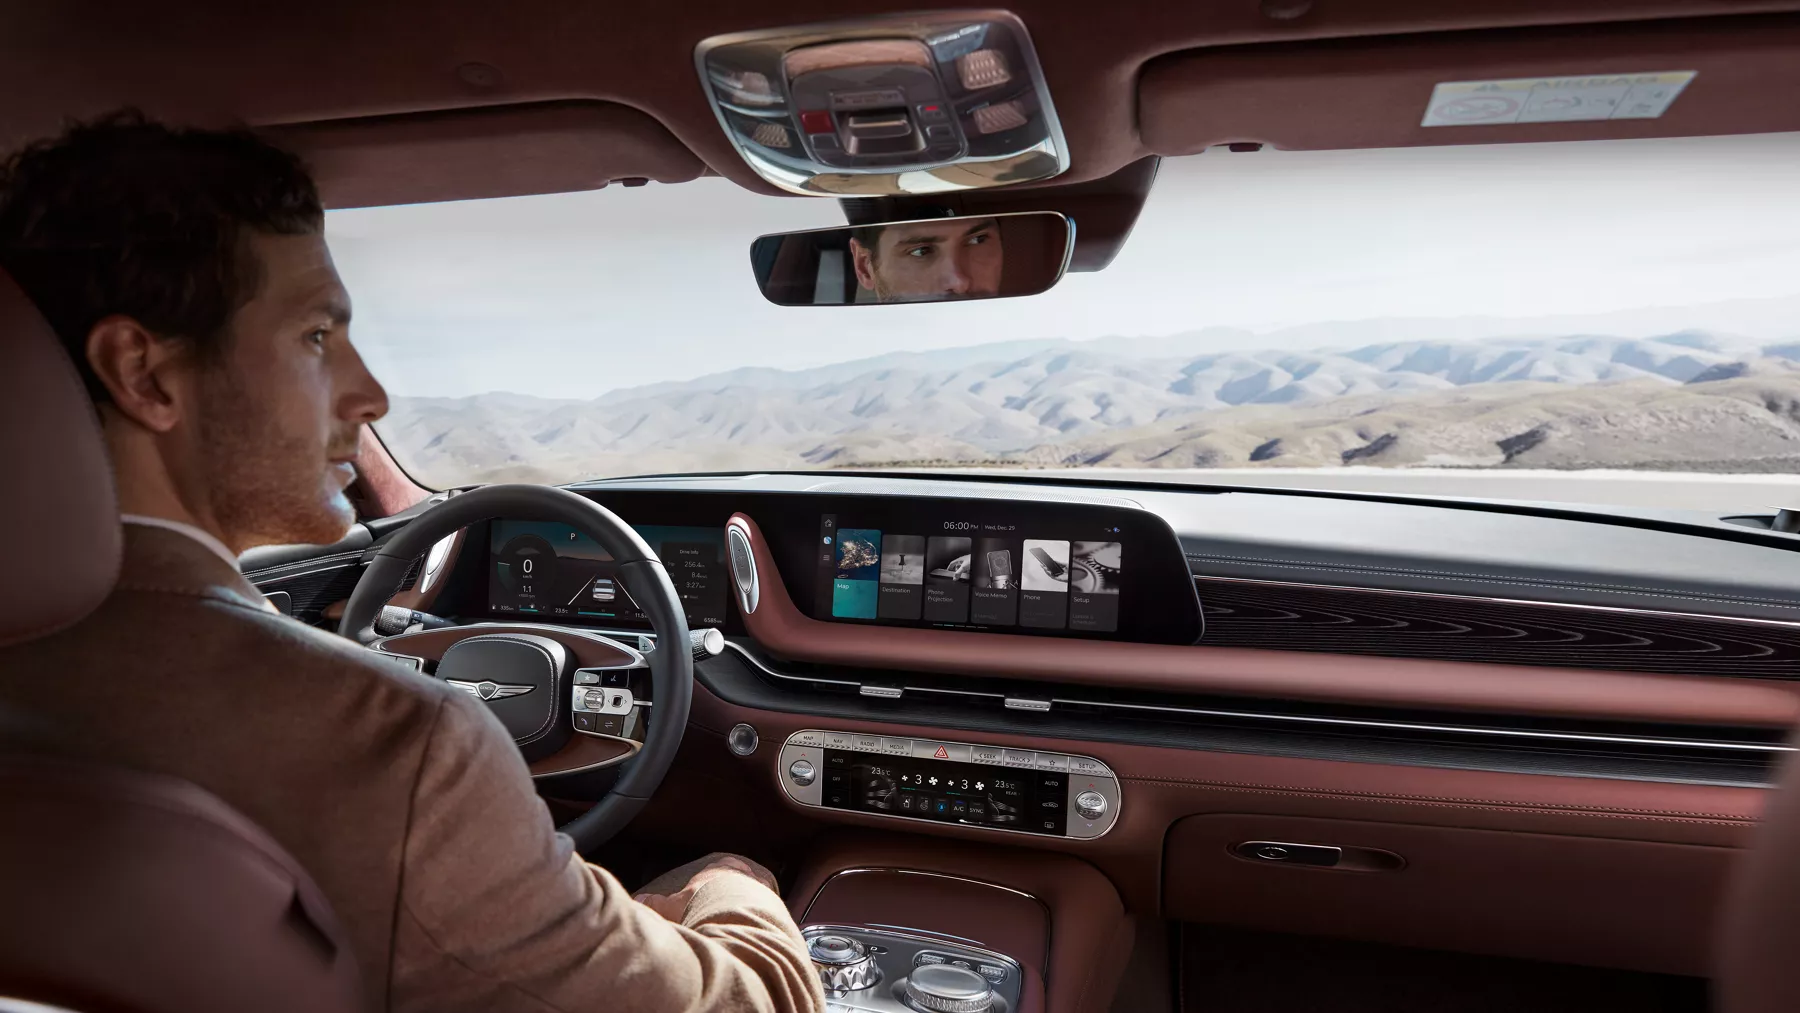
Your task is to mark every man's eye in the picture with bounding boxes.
[306,328,329,347]
[905,245,934,258]
[966,232,990,246]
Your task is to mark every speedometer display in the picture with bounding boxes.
[487,521,729,629]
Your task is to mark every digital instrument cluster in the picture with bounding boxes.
[488,520,729,629]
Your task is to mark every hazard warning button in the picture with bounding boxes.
[910,739,971,762]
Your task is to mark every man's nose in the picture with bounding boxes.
[941,253,973,294]
[337,340,390,424]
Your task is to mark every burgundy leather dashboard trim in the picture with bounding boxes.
[728,512,1800,726]
[637,681,1774,974]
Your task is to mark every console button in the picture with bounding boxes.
[1068,756,1107,776]
[970,746,1004,764]
[881,737,913,755]
[915,952,947,966]
[790,730,826,747]
[1001,749,1036,768]
[852,734,882,752]
[824,732,853,749]
[1033,752,1070,772]
[913,740,972,762]
[977,964,1008,984]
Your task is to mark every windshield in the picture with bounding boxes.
[332,132,1800,510]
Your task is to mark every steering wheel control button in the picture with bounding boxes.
[574,670,600,685]
[1075,790,1108,821]
[789,759,817,786]
[573,712,597,733]
[728,723,760,757]
[903,963,995,1013]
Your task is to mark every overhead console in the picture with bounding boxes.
[695,11,1068,195]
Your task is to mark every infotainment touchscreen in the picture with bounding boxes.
[812,513,1125,634]
[488,521,729,629]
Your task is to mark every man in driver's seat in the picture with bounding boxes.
[0,113,824,1013]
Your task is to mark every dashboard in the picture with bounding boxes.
[247,471,1800,984]
[480,489,1204,645]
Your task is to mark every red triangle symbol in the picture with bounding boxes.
[934,746,949,759]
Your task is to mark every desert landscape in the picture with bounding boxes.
[377,327,1800,489]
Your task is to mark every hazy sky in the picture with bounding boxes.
[327,131,1800,399]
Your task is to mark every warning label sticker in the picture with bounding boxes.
[1421,70,1696,127]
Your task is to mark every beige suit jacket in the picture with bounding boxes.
[0,524,825,1013]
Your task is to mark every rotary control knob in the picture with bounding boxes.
[808,934,880,993]
[903,964,994,1013]
[1075,790,1108,821]
[788,758,816,786]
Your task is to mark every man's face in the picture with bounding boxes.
[851,217,1004,302]
[185,232,388,549]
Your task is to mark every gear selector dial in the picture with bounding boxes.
[809,933,880,993]
[903,964,995,1013]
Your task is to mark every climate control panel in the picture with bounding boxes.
[777,729,1120,840]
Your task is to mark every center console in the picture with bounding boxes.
[790,834,1136,1013]
[805,925,1024,1013]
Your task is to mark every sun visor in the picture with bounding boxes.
[264,101,707,209]
[1139,13,1800,155]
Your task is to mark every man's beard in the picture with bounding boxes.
[195,370,357,548]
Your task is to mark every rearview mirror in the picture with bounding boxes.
[750,211,1073,306]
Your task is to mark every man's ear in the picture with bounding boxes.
[849,239,877,291]
[85,316,191,434]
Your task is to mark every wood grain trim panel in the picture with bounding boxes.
[528,733,635,777]
[374,623,638,669]
[727,512,1800,727]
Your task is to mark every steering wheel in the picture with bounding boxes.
[338,484,693,853]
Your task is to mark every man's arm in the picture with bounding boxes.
[388,690,824,1013]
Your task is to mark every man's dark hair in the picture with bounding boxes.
[0,110,323,401]
[849,225,885,260]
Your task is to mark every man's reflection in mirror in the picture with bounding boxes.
[849,217,1004,302]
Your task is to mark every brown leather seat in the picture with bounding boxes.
[0,267,362,1013]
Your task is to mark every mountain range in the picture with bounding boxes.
[379,327,1800,486]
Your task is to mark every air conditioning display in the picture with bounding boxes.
[813,513,1122,633]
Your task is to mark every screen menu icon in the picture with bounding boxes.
[815,516,1121,634]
